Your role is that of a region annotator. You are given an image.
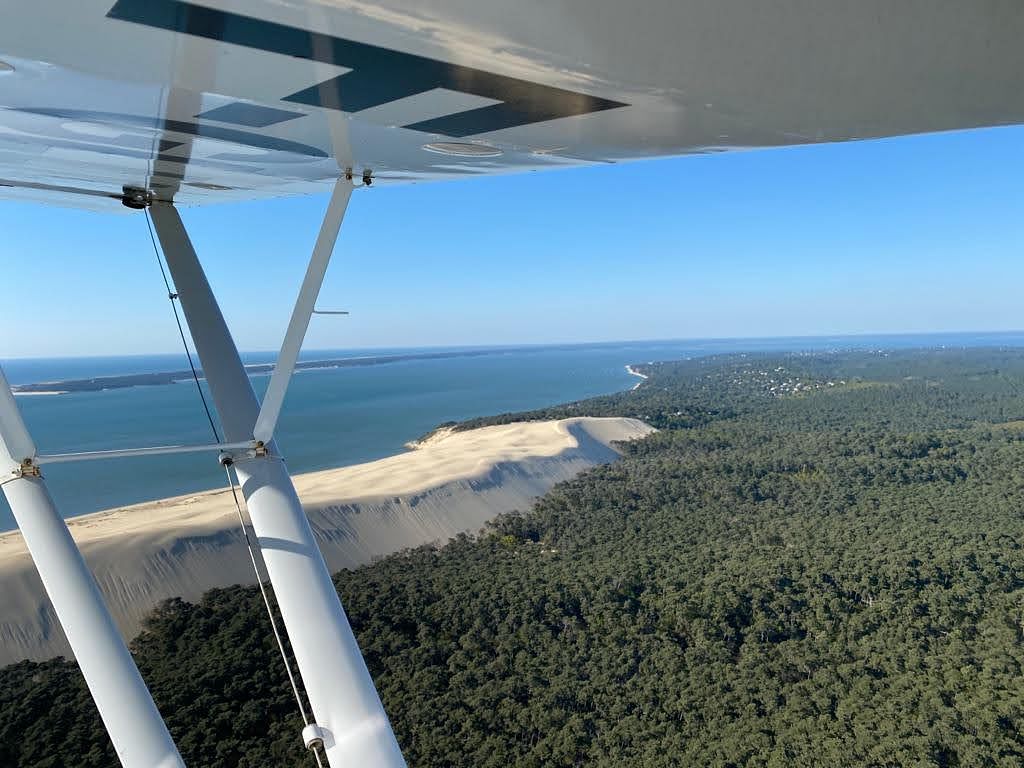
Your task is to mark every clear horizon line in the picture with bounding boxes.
[6,328,1024,362]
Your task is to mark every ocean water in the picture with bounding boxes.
[3,332,1024,531]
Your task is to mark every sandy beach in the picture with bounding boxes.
[0,416,652,664]
[626,364,649,390]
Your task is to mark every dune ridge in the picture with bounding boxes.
[0,417,652,665]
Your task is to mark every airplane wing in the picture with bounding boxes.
[1,0,1024,208]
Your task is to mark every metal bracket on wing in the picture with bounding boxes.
[253,178,353,445]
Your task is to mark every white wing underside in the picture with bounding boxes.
[1,0,1023,210]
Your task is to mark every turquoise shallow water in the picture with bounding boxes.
[3,333,1024,530]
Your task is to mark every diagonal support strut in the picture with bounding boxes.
[254,179,352,444]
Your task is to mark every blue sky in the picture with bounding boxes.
[2,125,1023,358]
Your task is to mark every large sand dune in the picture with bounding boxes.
[0,417,652,665]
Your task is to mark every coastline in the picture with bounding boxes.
[10,348,552,395]
[625,364,649,390]
[0,416,653,664]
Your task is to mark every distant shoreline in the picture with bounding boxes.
[10,348,514,394]
[625,364,649,390]
[14,332,1024,394]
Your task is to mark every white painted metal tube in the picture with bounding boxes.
[150,201,405,768]
[0,369,185,768]
[36,439,255,465]
[254,179,352,445]
[0,367,36,466]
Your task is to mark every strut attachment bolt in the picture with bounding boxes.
[15,459,41,479]
[121,186,154,210]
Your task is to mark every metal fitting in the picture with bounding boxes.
[343,168,373,186]
[216,442,267,467]
[302,723,327,752]
[121,185,154,210]
[14,458,41,478]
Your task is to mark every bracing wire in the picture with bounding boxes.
[143,210,221,444]
[144,210,322,765]
[225,464,325,768]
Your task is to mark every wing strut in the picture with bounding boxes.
[148,197,406,768]
[254,179,352,445]
[0,370,186,768]
[0,368,36,466]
